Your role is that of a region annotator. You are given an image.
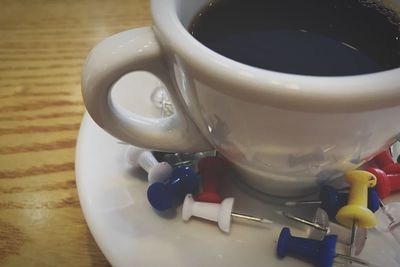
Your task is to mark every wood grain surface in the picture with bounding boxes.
[0,0,151,266]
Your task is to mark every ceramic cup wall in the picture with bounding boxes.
[82,0,400,196]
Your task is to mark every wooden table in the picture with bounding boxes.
[0,0,151,265]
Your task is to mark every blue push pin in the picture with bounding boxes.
[147,165,199,211]
[367,188,379,213]
[285,186,379,220]
[277,227,372,267]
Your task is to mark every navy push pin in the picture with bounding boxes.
[147,165,199,211]
[277,227,336,267]
[367,188,379,213]
[281,209,367,256]
[277,227,374,267]
[285,186,379,220]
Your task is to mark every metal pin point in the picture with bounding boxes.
[279,211,328,232]
[348,219,357,258]
[230,212,274,224]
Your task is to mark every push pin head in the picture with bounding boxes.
[183,194,272,233]
[147,165,199,211]
[277,227,337,267]
[128,148,173,184]
[367,167,400,200]
[382,163,400,174]
[195,156,230,203]
[182,194,234,233]
[336,171,377,228]
[371,150,400,174]
[373,150,393,169]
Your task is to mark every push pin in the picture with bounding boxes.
[195,156,230,203]
[147,165,199,211]
[182,194,272,233]
[372,150,400,174]
[367,188,380,213]
[336,170,377,257]
[281,208,367,255]
[277,227,376,267]
[284,185,378,220]
[367,167,400,199]
[127,147,173,184]
[338,188,379,214]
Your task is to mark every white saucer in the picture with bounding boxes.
[76,72,400,267]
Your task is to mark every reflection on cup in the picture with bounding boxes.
[81,0,400,196]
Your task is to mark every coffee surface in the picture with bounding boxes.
[189,0,400,76]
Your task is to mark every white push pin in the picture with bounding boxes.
[182,194,273,233]
[127,147,173,184]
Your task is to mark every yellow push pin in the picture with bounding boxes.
[336,170,377,228]
[336,170,377,259]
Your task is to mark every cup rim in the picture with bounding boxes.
[151,0,400,112]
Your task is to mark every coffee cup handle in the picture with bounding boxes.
[82,27,212,152]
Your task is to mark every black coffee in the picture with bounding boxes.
[189,0,400,76]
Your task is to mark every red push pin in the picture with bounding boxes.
[367,167,400,199]
[372,150,400,174]
[195,156,230,203]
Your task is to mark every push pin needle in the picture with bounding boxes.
[280,211,328,232]
[349,220,356,258]
[230,212,273,224]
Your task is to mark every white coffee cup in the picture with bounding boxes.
[82,0,400,196]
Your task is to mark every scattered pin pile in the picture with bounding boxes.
[126,145,400,267]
